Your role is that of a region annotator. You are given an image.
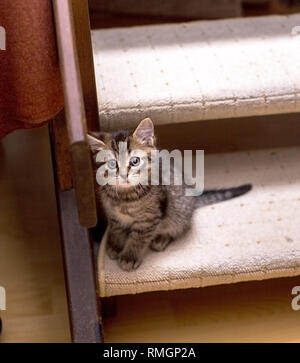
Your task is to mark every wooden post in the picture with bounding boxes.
[52,0,97,228]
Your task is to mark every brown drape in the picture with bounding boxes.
[0,0,63,138]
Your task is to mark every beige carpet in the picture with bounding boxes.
[92,14,300,131]
[98,147,300,297]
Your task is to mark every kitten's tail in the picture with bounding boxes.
[196,184,252,207]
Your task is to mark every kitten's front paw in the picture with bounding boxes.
[150,235,172,252]
[118,251,141,271]
[106,244,121,260]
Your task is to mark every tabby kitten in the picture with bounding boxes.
[88,118,251,271]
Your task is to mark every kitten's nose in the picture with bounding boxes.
[120,174,127,181]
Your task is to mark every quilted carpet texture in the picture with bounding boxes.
[98,147,300,297]
[92,14,300,131]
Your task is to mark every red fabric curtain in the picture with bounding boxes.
[0,0,63,138]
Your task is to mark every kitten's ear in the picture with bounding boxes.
[87,134,106,153]
[133,118,155,146]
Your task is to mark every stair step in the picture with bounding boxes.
[92,14,300,131]
[98,146,300,297]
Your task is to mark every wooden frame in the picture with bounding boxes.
[52,0,97,228]
[53,176,102,342]
[50,117,103,343]
[50,0,103,342]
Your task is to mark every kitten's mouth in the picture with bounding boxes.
[116,183,133,189]
[115,175,143,188]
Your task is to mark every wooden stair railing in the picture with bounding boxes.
[52,0,97,228]
[51,0,102,343]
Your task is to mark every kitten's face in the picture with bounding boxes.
[88,118,156,194]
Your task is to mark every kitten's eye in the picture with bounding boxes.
[129,157,140,167]
[107,159,118,169]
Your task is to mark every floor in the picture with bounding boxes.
[0,127,71,343]
[1,126,300,343]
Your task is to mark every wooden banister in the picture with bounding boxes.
[52,0,97,228]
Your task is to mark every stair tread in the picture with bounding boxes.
[92,14,300,131]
